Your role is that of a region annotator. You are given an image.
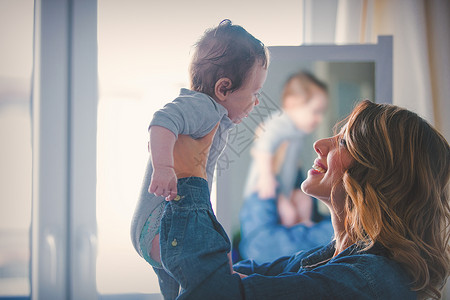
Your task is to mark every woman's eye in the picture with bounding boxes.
[339,138,347,147]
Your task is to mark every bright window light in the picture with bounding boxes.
[96,0,302,294]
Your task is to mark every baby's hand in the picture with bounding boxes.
[149,166,178,201]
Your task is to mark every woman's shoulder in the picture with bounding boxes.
[238,242,416,299]
[330,243,405,276]
[286,242,415,298]
[324,244,416,299]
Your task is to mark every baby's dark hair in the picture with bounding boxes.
[189,19,270,98]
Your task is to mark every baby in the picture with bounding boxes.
[130,19,269,298]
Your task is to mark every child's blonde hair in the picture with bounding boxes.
[189,19,270,98]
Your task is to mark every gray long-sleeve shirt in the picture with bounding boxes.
[130,88,234,255]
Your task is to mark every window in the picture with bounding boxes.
[0,0,34,297]
[96,0,303,295]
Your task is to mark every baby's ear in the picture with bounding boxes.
[214,78,233,102]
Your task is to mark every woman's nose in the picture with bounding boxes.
[313,138,328,156]
[255,97,260,106]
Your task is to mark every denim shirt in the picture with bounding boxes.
[160,177,416,300]
[239,192,334,263]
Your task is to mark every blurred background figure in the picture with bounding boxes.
[237,71,334,264]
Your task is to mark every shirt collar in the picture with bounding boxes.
[300,241,336,269]
[300,240,390,270]
[179,88,234,131]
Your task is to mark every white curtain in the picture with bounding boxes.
[304,0,450,142]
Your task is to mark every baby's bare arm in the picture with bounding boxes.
[252,150,278,199]
[148,125,178,201]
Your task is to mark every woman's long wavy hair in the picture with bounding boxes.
[338,100,450,299]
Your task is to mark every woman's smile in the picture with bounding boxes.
[310,159,327,174]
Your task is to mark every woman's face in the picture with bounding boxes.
[301,130,354,206]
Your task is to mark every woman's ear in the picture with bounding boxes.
[214,78,233,102]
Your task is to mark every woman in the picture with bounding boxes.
[158,100,449,299]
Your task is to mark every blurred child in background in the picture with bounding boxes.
[239,71,334,263]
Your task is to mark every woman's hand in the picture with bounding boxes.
[173,122,220,180]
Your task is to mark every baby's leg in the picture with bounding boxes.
[153,267,180,300]
[132,157,180,298]
[132,154,166,268]
[142,222,180,299]
[150,233,161,263]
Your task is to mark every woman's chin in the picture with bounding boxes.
[300,180,314,197]
[301,178,330,201]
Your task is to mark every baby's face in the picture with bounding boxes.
[221,62,268,124]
